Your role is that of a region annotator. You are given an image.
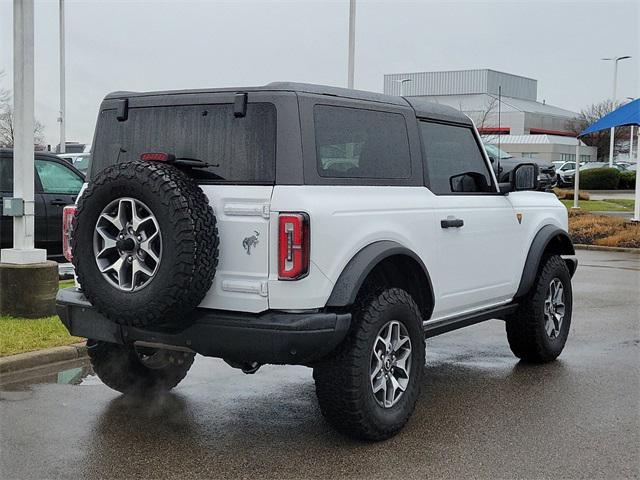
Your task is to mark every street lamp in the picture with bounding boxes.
[602,55,632,167]
[396,78,412,97]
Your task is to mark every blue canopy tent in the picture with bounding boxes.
[580,98,640,136]
[573,99,639,221]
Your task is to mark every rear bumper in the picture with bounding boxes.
[56,288,351,365]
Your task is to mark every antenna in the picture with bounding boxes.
[497,85,502,176]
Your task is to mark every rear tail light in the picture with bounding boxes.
[278,213,310,280]
[140,152,175,162]
[62,205,77,262]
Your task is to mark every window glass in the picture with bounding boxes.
[314,105,411,179]
[91,103,276,184]
[420,122,493,194]
[35,160,83,194]
[0,158,12,191]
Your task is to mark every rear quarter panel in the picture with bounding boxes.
[268,185,439,311]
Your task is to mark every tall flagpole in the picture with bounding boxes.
[347,0,356,89]
[59,0,66,153]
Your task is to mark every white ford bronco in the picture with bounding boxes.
[57,83,577,441]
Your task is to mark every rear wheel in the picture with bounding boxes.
[506,255,572,363]
[313,287,425,441]
[87,340,194,394]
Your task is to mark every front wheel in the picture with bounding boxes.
[87,340,195,394]
[313,288,425,441]
[506,255,573,363]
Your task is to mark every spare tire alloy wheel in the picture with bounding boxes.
[94,197,162,291]
[72,160,219,327]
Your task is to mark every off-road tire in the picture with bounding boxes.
[72,161,218,327]
[313,287,425,441]
[87,340,195,394]
[506,255,572,363]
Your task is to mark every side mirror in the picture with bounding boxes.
[499,163,538,193]
[450,171,490,193]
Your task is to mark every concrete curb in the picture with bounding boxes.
[0,342,87,375]
[574,244,640,254]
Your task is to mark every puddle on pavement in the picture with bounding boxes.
[0,357,95,392]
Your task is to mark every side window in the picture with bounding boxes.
[35,160,83,194]
[419,121,493,194]
[314,105,411,179]
[0,158,12,191]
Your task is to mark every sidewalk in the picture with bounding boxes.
[585,190,635,200]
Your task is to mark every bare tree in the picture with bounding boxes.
[465,96,500,144]
[0,71,46,150]
[566,99,631,161]
[0,70,9,106]
[0,108,46,150]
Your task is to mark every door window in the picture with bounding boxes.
[35,160,83,194]
[420,121,494,194]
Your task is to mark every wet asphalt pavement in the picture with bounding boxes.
[1,250,638,479]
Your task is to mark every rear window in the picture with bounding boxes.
[314,105,411,179]
[91,103,276,183]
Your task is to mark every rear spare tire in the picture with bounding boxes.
[72,160,218,327]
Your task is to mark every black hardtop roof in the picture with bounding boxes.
[104,82,472,125]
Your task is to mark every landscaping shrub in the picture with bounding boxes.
[578,168,620,190]
[618,171,636,190]
[553,187,590,200]
[568,210,640,248]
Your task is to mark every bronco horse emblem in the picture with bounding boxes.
[242,231,260,255]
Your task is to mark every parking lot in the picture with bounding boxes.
[1,249,638,479]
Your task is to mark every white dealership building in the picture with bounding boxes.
[383,69,597,163]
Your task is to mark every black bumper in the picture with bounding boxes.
[56,288,351,365]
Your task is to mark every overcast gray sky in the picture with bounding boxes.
[1,0,638,147]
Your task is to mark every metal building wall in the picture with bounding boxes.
[383,69,537,100]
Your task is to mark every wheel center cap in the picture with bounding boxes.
[116,237,136,252]
[384,357,392,371]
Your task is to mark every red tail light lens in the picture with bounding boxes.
[62,205,77,262]
[278,213,310,280]
[140,152,175,162]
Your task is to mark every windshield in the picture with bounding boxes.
[73,154,91,173]
[483,144,512,159]
[91,102,276,184]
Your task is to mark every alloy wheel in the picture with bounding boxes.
[93,197,162,292]
[370,320,413,408]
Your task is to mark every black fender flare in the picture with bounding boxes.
[326,240,434,310]
[515,225,576,298]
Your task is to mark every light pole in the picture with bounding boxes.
[396,78,411,97]
[347,0,356,89]
[627,98,635,162]
[1,0,46,264]
[58,0,65,154]
[602,55,631,167]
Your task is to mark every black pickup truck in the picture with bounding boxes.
[0,149,84,259]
